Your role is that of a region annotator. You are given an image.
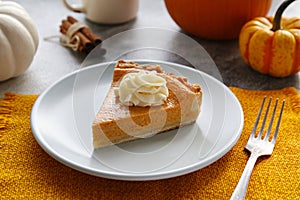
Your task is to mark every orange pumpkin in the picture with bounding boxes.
[239,0,300,77]
[164,0,272,40]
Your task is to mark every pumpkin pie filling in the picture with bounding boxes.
[92,60,202,148]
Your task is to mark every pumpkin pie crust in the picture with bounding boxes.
[92,60,202,148]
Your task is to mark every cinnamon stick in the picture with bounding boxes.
[67,16,102,45]
[59,16,101,53]
[60,20,93,53]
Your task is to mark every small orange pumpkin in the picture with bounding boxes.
[239,0,300,77]
[164,0,272,40]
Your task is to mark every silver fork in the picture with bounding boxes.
[230,97,285,200]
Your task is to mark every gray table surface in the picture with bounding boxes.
[0,0,299,94]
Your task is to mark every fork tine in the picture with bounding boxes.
[264,98,278,141]
[250,96,266,139]
[271,100,285,144]
[257,97,272,139]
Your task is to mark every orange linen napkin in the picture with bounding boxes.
[0,87,299,199]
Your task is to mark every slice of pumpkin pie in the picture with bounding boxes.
[92,60,202,148]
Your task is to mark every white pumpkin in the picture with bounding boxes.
[0,1,39,81]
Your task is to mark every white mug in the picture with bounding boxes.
[62,0,139,24]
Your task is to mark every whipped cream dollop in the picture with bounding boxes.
[114,70,169,107]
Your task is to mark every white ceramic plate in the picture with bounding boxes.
[31,60,244,181]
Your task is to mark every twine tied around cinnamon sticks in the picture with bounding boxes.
[61,21,87,51]
[60,16,101,53]
[45,16,101,53]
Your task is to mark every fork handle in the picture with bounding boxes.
[230,153,259,200]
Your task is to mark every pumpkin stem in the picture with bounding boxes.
[272,0,297,31]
